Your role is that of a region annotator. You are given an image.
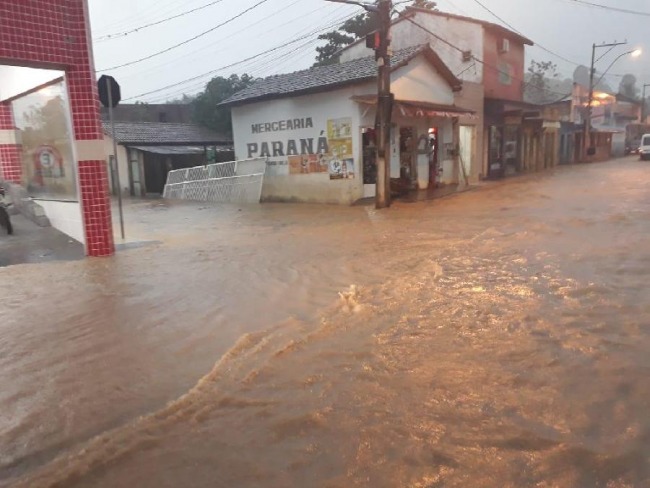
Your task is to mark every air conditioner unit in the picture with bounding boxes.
[500,38,510,54]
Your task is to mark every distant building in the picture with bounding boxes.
[103,121,233,196]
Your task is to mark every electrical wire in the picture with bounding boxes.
[94,0,228,42]
[563,0,650,17]
[113,0,313,82]
[123,12,358,102]
[96,0,273,72]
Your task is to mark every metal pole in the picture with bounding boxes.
[106,78,125,240]
[643,84,649,123]
[375,0,392,209]
[585,43,596,160]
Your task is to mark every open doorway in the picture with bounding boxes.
[399,127,417,190]
[428,127,440,188]
[361,127,377,198]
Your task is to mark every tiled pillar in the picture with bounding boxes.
[66,2,114,258]
[67,67,114,257]
[0,102,22,184]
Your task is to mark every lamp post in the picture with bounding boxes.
[325,0,392,208]
[585,43,642,159]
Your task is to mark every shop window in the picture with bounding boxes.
[11,80,77,200]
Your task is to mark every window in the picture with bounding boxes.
[498,62,513,85]
[642,135,650,146]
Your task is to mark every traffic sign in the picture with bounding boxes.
[98,75,121,108]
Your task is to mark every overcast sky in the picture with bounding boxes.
[88,0,650,102]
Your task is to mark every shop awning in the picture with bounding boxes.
[128,145,233,155]
[351,95,476,119]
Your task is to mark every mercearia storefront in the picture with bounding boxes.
[222,45,475,205]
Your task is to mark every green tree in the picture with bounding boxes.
[191,74,255,135]
[314,0,437,66]
[524,60,559,104]
[619,74,639,99]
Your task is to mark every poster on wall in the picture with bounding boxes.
[327,117,355,180]
[288,154,329,175]
[244,115,356,180]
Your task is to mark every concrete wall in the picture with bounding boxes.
[391,58,455,105]
[454,81,484,181]
[340,11,484,85]
[483,28,526,101]
[232,88,364,204]
[34,199,84,244]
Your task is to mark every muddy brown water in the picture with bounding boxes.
[1,159,650,487]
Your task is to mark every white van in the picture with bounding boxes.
[640,134,650,160]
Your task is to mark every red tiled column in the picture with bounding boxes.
[67,3,114,257]
[0,102,22,184]
[0,0,114,257]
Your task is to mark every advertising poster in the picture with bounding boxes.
[288,154,329,175]
[327,117,355,180]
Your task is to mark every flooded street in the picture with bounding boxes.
[2,158,650,487]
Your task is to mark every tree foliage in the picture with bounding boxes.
[314,0,437,66]
[191,74,255,135]
[524,60,559,104]
[619,74,639,99]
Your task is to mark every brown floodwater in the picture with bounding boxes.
[1,158,650,487]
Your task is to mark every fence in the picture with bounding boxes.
[163,158,267,204]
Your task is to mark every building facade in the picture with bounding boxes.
[224,46,473,205]
[339,8,553,180]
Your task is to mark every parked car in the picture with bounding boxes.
[640,134,650,161]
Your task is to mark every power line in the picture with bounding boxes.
[94,0,227,42]
[96,0,273,72]
[114,0,317,82]
[93,0,200,37]
[124,13,357,101]
[563,0,650,17]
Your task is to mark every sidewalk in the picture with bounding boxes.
[0,213,84,267]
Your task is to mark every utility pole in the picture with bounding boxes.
[584,41,627,160]
[642,83,650,123]
[325,0,392,208]
[375,0,393,209]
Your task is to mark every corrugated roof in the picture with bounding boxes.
[221,45,460,107]
[103,121,231,145]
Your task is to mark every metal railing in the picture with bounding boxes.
[163,158,266,204]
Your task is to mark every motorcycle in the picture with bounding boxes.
[0,186,13,235]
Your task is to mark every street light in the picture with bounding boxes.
[585,44,642,157]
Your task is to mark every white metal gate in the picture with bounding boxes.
[163,158,267,204]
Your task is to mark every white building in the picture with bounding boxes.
[222,45,474,205]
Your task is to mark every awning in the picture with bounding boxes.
[351,95,477,119]
[128,145,233,155]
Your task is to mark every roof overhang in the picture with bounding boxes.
[352,95,476,119]
[127,145,233,155]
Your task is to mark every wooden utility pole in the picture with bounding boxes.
[375,0,393,209]
[325,0,393,208]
